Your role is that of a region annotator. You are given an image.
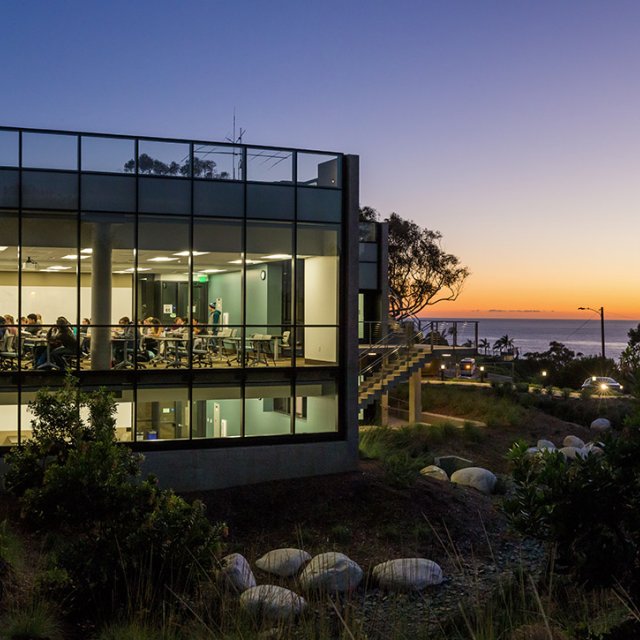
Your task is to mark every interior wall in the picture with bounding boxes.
[208,271,242,325]
[303,256,337,362]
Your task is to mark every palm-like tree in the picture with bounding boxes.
[479,338,490,355]
[493,334,515,354]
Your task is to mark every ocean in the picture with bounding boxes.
[428,318,640,361]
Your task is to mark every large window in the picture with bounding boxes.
[0,127,346,446]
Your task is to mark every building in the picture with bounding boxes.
[0,126,360,490]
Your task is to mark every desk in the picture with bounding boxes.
[23,336,55,370]
[151,335,188,368]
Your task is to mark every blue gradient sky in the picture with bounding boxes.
[2,1,639,319]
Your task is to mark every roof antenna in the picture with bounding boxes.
[225,108,246,180]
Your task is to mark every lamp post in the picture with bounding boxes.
[479,365,485,383]
[578,306,605,359]
[440,363,446,382]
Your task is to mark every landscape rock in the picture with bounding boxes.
[255,548,312,577]
[590,418,611,433]
[434,455,473,477]
[240,585,307,620]
[525,447,540,456]
[563,435,585,448]
[419,465,449,481]
[218,553,256,593]
[299,552,363,592]
[559,446,585,460]
[372,558,444,591]
[583,442,604,456]
[450,467,497,494]
[536,439,556,451]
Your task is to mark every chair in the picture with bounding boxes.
[279,330,292,358]
[193,335,214,367]
[0,334,18,370]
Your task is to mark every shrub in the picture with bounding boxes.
[4,378,225,618]
[504,429,640,589]
[381,451,424,488]
[0,601,63,640]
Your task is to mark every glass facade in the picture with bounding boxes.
[0,127,345,446]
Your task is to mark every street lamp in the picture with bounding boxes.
[578,306,605,359]
[440,363,446,382]
[479,365,485,383]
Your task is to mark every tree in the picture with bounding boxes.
[478,338,490,355]
[359,207,470,320]
[493,334,515,355]
[620,323,640,381]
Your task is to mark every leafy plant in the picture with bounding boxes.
[504,429,640,589]
[4,377,225,619]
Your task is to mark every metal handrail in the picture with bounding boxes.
[360,324,428,379]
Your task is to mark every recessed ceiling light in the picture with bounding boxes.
[115,267,152,273]
[147,256,180,262]
[44,265,71,271]
[0,246,8,252]
[201,268,227,273]
[61,254,90,260]
[261,254,292,260]
[228,259,262,265]
[173,250,209,257]
[81,248,93,254]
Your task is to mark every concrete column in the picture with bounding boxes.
[408,368,422,424]
[380,392,389,427]
[90,222,113,369]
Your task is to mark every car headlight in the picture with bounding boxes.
[600,383,608,391]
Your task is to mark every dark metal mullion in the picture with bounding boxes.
[241,146,247,438]
[75,135,81,375]
[17,131,23,441]
[291,151,298,435]
[133,138,140,440]
[188,143,194,440]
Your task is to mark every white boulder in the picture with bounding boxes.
[255,548,312,577]
[537,439,556,451]
[583,442,605,456]
[419,465,449,481]
[218,553,256,593]
[450,467,497,494]
[591,418,612,433]
[373,558,443,591]
[525,447,540,456]
[563,435,585,448]
[299,552,363,592]
[240,585,307,620]
[559,446,586,460]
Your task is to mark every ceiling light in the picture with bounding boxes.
[173,250,209,257]
[44,265,71,271]
[0,246,7,252]
[228,259,262,265]
[81,248,93,254]
[201,268,227,273]
[147,256,180,262]
[61,254,90,260]
[261,254,292,260]
[117,267,151,273]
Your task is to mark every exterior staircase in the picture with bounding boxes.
[358,344,432,409]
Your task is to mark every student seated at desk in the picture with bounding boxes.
[37,317,77,370]
[113,317,139,363]
[142,317,164,356]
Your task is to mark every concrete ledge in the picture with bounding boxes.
[142,440,357,492]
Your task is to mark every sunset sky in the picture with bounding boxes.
[2,1,639,321]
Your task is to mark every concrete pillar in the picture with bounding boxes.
[408,369,422,424]
[90,222,113,369]
[380,392,389,427]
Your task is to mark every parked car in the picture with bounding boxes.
[581,376,623,393]
[459,357,477,378]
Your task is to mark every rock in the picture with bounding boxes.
[583,442,604,456]
[559,446,585,460]
[591,418,611,433]
[563,435,585,448]
[299,552,363,592]
[433,455,473,477]
[255,548,312,577]
[450,467,497,494]
[419,465,449,481]
[536,439,556,451]
[525,447,539,456]
[240,585,307,620]
[218,553,256,593]
[372,558,443,591]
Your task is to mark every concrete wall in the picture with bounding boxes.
[141,439,355,492]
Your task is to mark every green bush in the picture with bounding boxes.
[504,429,640,589]
[5,378,225,618]
[381,451,424,488]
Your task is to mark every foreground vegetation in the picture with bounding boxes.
[1,379,639,638]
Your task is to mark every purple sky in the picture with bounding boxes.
[2,1,640,318]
